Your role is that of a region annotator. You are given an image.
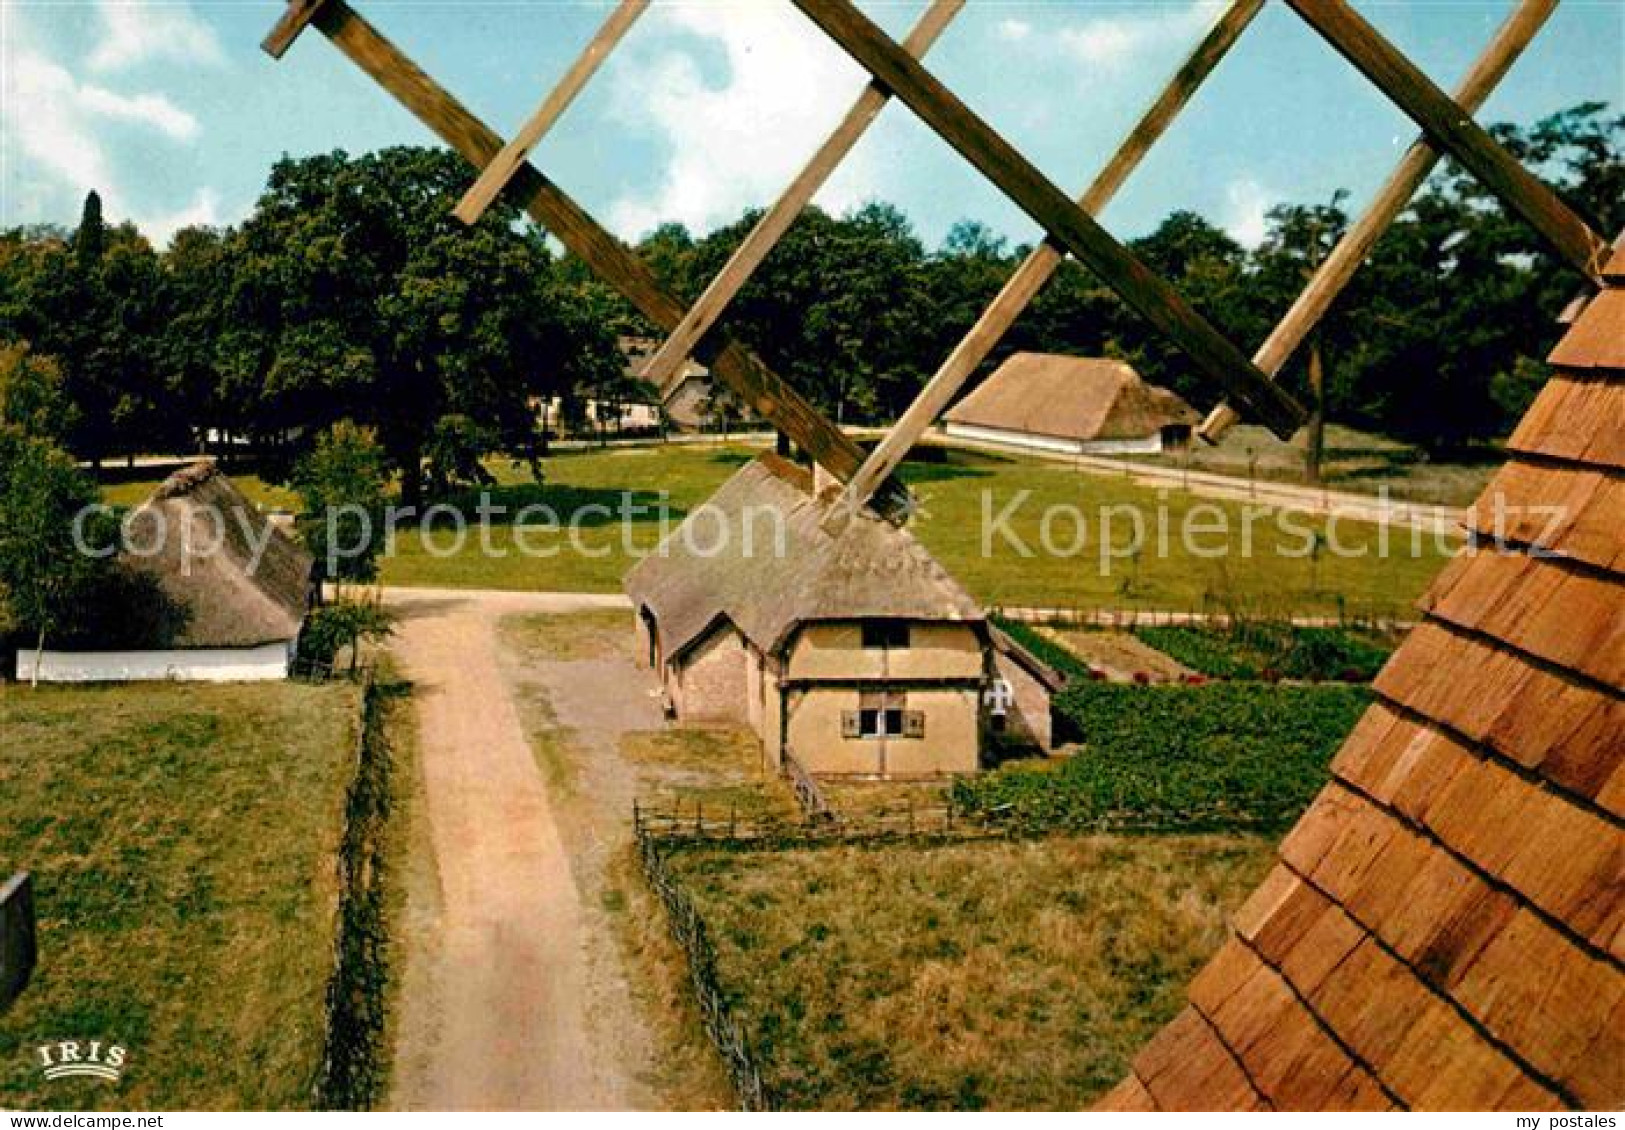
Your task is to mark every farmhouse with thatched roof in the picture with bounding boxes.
[943,352,1199,456]
[29,461,316,683]
[625,453,1058,776]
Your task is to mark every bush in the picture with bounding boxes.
[298,597,395,675]
[953,681,1371,832]
[988,613,1090,681]
[1136,623,1394,682]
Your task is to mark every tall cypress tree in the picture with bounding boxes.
[73,190,105,273]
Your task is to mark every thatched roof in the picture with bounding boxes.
[120,461,313,648]
[1098,243,1625,1112]
[945,353,1198,442]
[625,453,983,660]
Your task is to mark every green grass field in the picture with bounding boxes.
[667,834,1273,1110]
[0,681,361,1110]
[101,441,1456,614]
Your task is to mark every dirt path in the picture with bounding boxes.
[383,588,635,1111]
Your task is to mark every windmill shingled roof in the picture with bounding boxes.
[1098,255,1625,1111]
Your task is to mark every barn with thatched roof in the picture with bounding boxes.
[29,461,316,683]
[625,453,1059,776]
[1096,243,1625,1112]
[943,352,1199,455]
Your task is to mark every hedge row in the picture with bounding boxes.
[1135,624,1393,683]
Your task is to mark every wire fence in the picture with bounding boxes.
[992,601,1417,632]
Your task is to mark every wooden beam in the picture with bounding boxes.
[454,0,649,225]
[1286,0,1607,283]
[790,0,1306,439]
[279,0,910,519]
[837,0,1262,515]
[261,0,330,59]
[639,0,964,397]
[1201,0,1557,442]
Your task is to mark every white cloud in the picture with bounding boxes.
[143,186,222,244]
[1222,177,1277,247]
[997,19,1032,43]
[604,3,874,240]
[1055,2,1218,70]
[3,8,208,242]
[78,85,199,142]
[86,0,224,72]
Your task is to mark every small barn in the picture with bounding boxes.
[943,353,1199,455]
[625,453,1058,777]
[28,462,316,683]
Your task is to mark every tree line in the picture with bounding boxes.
[0,102,1617,502]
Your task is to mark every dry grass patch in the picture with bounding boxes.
[0,681,361,1110]
[501,609,633,661]
[666,834,1273,1110]
[622,728,795,822]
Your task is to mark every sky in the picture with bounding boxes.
[2,1,1621,249]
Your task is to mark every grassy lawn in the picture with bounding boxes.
[665,834,1273,1110]
[0,681,361,1110]
[99,441,1455,613]
[1123,422,1499,507]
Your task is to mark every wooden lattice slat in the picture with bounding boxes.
[788,0,1309,440]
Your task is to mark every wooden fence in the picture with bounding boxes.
[993,603,1416,631]
[633,828,772,1110]
[782,751,833,822]
[634,796,1000,849]
[1,871,36,1011]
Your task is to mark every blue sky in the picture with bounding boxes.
[3,1,1621,248]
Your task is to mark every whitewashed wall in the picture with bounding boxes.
[942,421,1164,455]
[22,641,294,683]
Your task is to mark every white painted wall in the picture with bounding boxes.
[942,421,1164,455]
[22,641,294,683]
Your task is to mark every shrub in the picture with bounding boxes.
[952,681,1371,832]
[988,613,1091,681]
[1136,623,1394,683]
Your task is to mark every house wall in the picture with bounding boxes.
[675,626,750,723]
[993,650,1054,750]
[785,622,983,682]
[26,641,294,683]
[942,421,1163,456]
[785,685,979,776]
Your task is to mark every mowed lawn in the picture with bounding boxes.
[668,834,1274,1110]
[0,681,361,1110]
[102,441,1456,612]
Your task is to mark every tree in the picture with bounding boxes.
[230,148,616,502]
[0,427,109,683]
[297,594,395,676]
[294,420,390,588]
[74,190,104,275]
[0,341,76,442]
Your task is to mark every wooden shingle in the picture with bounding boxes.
[1547,288,1625,370]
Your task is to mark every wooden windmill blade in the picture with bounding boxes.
[1199,0,1559,444]
[259,0,911,521]
[837,0,1265,516]
[638,0,965,398]
[454,0,651,225]
[1286,0,1608,284]
[788,0,1307,440]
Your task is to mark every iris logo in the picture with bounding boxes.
[36,1040,126,1083]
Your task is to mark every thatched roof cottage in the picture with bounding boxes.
[28,461,316,683]
[944,352,1199,455]
[625,453,1059,777]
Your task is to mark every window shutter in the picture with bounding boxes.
[841,711,861,739]
[903,711,925,739]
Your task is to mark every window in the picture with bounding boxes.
[842,691,924,739]
[861,621,910,649]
